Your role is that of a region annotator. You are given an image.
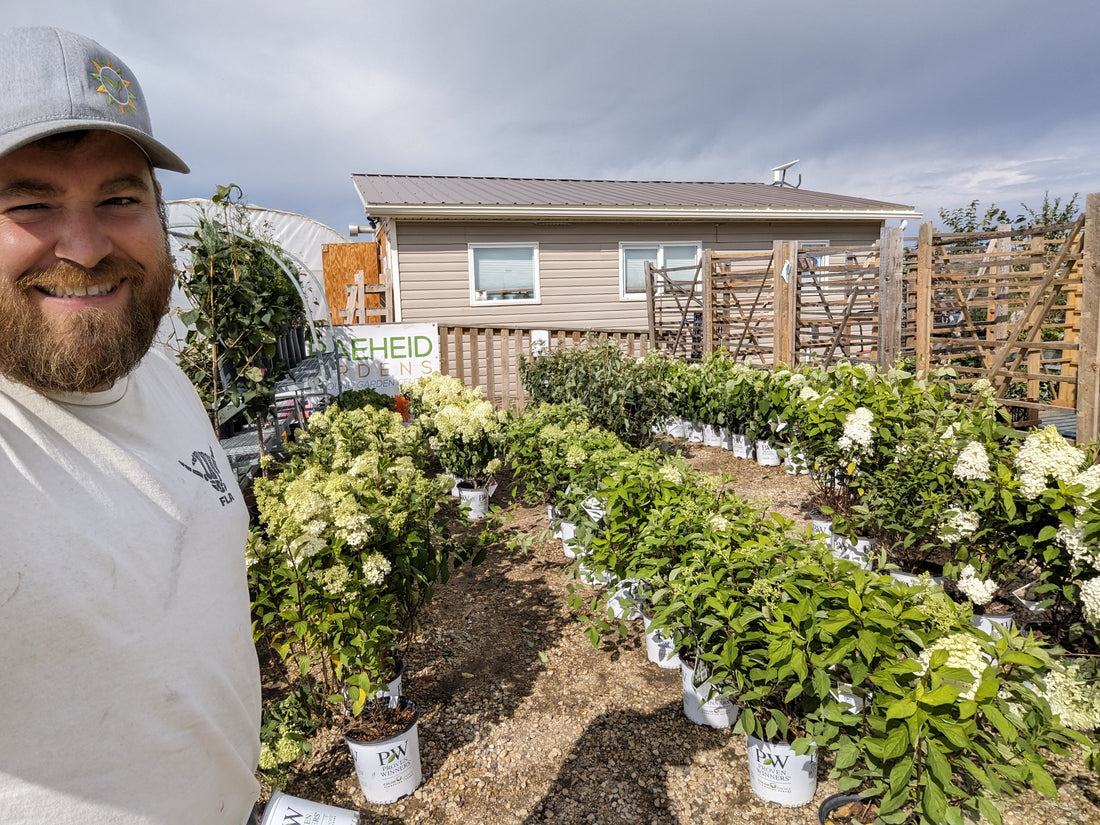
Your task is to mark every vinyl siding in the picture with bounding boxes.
[393,219,885,330]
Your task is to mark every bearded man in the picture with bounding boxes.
[0,27,261,824]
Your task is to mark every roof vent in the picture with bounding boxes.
[771,160,801,188]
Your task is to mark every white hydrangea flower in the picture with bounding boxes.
[837,407,874,456]
[362,553,392,587]
[1081,578,1100,626]
[919,632,987,700]
[1070,464,1100,512]
[798,386,820,403]
[953,441,991,482]
[1043,661,1100,731]
[957,564,998,607]
[313,563,351,596]
[1057,522,1100,572]
[937,508,980,544]
[709,514,730,533]
[658,465,683,485]
[1014,426,1086,499]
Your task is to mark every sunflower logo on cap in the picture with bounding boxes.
[90,57,137,114]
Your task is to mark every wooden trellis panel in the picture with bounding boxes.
[907,219,1085,409]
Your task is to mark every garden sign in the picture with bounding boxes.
[309,323,440,396]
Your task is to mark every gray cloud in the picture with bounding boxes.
[8,0,1099,235]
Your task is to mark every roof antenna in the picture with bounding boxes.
[771,159,801,188]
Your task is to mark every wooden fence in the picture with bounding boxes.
[645,192,1100,443]
[437,325,652,409]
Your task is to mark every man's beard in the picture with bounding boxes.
[0,252,175,394]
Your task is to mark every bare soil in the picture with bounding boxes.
[263,440,1100,825]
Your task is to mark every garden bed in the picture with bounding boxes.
[259,441,1100,824]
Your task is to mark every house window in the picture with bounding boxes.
[620,242,702,300]
[469,243,540,305]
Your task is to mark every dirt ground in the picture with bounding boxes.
[266,440,1100,825]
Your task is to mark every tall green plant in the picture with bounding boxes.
[175,184,307,438]
[518,338,669,447]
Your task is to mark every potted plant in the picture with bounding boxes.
[517,337,669,448]
[401,372,506,518]
[829,624,1095,825]
[248,403,480,799]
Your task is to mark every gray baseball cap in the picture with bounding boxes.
[0,26,188,173]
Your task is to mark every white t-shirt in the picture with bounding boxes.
[0,348,261,824]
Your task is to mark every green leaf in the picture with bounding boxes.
[925,740,952,787]
[884,724,910,760]
[886,698,917,719]
[984,705,1018,742]
[977,798,1003,825]
[1028,763,1058,797]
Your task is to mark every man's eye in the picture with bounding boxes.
[102,197,138,206]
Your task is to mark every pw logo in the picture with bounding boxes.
[378,742,408,766]
[752,747,790,769]
[179,446,236,506]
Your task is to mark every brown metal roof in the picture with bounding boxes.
[350,174,919,220]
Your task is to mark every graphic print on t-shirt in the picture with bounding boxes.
[179,446,236,506]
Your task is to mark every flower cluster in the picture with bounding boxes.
[362,552,391,586]
[1013,426,1086,499]
[412,376,505,484]
[1043,661,1100,731]
[837,407,874,456]
[1081,578,1100,626]
[953,441,991,482]
[956,564,997,607]
[937,507,980,544]
[1057,522,1100,573]
[919,632,987,699]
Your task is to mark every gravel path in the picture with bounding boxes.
[272,447,1100,825]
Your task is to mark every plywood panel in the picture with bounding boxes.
[322,242,380,324]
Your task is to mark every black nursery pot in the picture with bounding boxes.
[819,793,871,825]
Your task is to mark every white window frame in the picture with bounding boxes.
[618,241,702,301]
[468,242,540,306]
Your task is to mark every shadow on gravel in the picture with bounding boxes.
[408,516,576,781]
[521,701,755,825]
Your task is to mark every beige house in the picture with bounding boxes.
[350,175,920,331]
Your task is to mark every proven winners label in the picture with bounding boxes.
[309,323,439,396]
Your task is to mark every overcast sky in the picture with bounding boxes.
[10,1,1098,238]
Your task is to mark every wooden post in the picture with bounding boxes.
[771,241,786,367]
[915,222,934,378]
[702,251,714,356]
[1078,193,1100,444]
[879,227,903,369]
[644,261,658,350]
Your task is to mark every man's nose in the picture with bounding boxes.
[52,208,112,269]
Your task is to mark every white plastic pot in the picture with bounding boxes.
[729,433,754,459]
[606,579,642,620]
[702,424,724,447]
[456,479,497,520]
[755,439,782,466]
[260,789,360,825]
[745,734,818,807]
[643,615,681,669]
[345,696,422,805]
[559,518,579,558]
[973,611,1015,638]
[830,535,875,570]
[680,659,739,728]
